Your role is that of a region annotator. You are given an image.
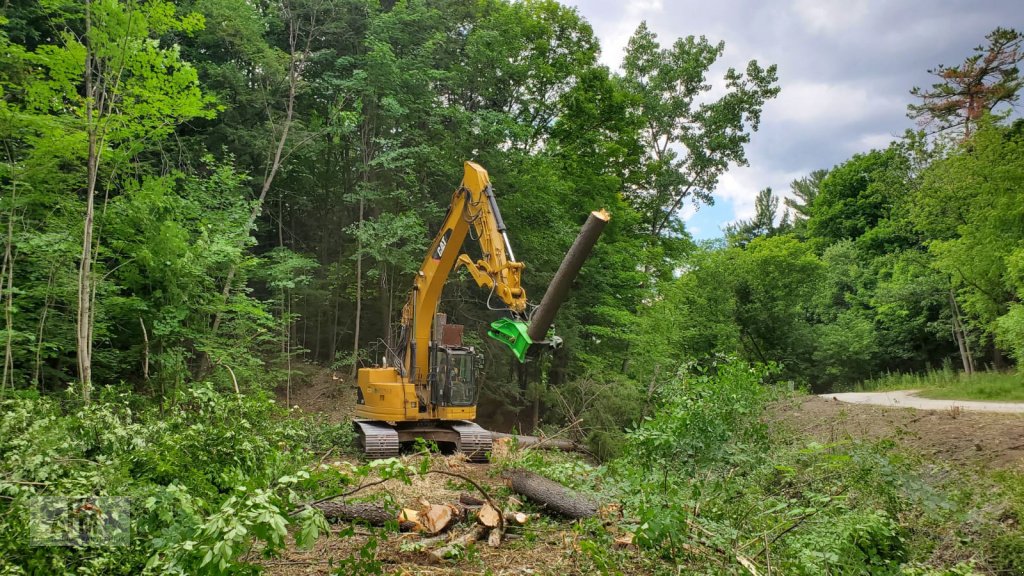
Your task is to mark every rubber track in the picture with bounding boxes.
[354,420,400,460]
[451,421,492,462]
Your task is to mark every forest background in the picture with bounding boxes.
[2,2,1024,574]
[3,0,1022,440]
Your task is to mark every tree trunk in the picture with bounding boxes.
[527,209,610,342]
[34,268,55,391]
[78,0,98,404]
[329,297,339,364]
[205,4,310,370]
[2,181,15,391]
[505,468,597,519]
[351,194,364,379]
[949,289,974,375]
[490,431,584,453]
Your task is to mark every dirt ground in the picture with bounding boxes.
[770,394,1024,471]
[276,366,358,424]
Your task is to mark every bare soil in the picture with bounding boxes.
[276,366,357,424]
[770,394,1024,471]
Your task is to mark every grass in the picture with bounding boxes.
[856,368,1024,402]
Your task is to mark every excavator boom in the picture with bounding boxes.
[354,162,529,460]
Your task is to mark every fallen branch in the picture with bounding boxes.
[292,477,392,517]
[427,525,488,562]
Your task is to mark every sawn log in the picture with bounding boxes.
[313,501,393,525]
[527,209,610,342]
[506,468,597,519]
[490,431,584,452]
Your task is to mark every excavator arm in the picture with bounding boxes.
[401,162,530,384]
[353,161,606,460]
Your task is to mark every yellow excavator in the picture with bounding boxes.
[353,161,535,461]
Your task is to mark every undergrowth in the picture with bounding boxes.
[511,360,1024,575]
[0,384,377,575]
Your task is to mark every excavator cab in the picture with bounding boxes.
[430,347,477,407]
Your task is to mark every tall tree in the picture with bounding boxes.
[619,22,779,242]
[727,187,790,246]
[784,169,828,222]
[21,0,212,400]
[909,27,1024,138]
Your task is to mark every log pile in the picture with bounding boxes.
[312,491,529,561]
[309,467,598,562]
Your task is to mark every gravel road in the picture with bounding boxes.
[824,390,1024,414]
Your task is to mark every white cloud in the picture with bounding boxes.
[852,132,897,152]
[767,81,901,126]
[791,0,870,35]
[714,165,806,226]
[565,0,1024,237]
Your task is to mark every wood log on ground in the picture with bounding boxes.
[504,511,529,525]
[527,209,610,342]
[421,503,454,534]
[427,524,489,562]
[490,431,584,453]
[398,508,423,532]
[506,468,598,519]
[487,523,504,547]
[459,493,484,507]
[476,502,501,528]
[314,501,393,525]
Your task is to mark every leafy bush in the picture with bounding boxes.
[624,359,774,473]
[0,385,330,574]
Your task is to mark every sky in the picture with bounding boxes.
[562,0,1024,239]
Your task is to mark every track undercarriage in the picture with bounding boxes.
[354,419,492,462]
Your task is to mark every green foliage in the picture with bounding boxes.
[624,360,774,473]
[809,148,910,247]
[854,368,1024,401]
[915,120,1024,349]
[500,360,1023,575]
[0,385,342,574]
[620,21,780,241]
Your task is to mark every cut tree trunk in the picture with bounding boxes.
[490,431,584,453]
[314,501,393,525]
[421,503,454,534]
[527,209,610,342]
[506,468,597,519]
[476,503,500,528]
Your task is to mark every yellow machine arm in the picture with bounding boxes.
[401,162,527,383]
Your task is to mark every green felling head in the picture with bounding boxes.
[488,318,532,363]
